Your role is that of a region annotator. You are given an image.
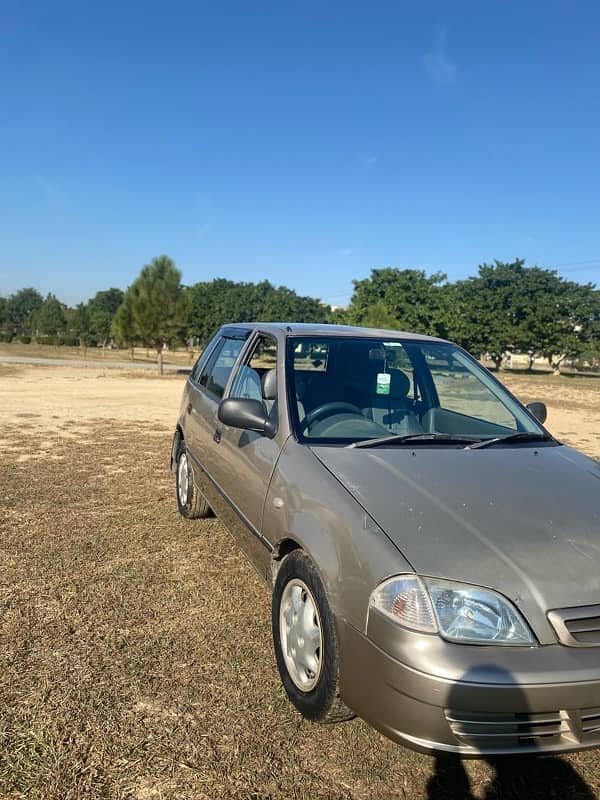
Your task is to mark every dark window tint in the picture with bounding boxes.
[190,336,217,382]
[198,337,245,398]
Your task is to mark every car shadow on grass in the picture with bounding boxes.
[426,753,595,800]
[425,665,596,800]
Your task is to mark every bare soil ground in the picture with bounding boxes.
[1,365,599,799]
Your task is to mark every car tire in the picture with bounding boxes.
[272,550,354,723]
[175,441,212,519]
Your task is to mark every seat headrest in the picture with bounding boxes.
[262,368,277,400]
[387,369,410,398]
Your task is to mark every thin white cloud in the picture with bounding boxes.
[423,26,457,85]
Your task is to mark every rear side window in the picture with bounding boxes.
[190,334,220,382]
[292,340,329,371]
[198,337,245,399]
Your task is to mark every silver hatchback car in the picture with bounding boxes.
[171,323,600,757]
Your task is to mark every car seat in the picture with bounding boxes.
[361,369,422,434]
[262,368,306,425]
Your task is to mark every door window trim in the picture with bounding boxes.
[194,334,250,402]
[190,334,222,386]
[226,331,278,400]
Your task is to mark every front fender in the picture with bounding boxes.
[263,439,412,632]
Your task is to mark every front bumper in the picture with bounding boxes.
[337,610,600,757]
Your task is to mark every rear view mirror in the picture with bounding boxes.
[527,401,547,424]
[218,398,276,438]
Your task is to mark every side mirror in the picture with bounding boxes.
[218,398,276,438]
[527,401,547,424]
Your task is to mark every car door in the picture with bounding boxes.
[186,329,249,487]
[183,333,222,453]
[202,332,284,577]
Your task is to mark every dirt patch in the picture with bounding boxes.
[0,366,184,440]
[502,373,600,459]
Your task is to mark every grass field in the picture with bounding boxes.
[1,365,600,799]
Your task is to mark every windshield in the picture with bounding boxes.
[286,336,546,445]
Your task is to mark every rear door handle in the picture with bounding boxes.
[213,428,222,444]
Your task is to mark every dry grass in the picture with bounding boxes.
[1,367,600,798]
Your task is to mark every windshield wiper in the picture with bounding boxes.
[467,432,553,450]
[349,433,477,449]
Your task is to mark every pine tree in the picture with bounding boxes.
[128,255,188,373]
[111,290,137,360]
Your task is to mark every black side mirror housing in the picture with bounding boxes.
[218,398,277,438]
[526,401,547,425]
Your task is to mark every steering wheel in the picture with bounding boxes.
[301,401,363,432]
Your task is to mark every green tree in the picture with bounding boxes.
[513,271,599,370]
[111,290,138,359]
[451,260,529,367]
[69,302,91,351]
[360,300,400,329]
[554,281,600,370]
[35,293,67,338]
[0,296,8,335]
[450,260,599,370]
[88,288,125,353]
[6,288,43,336]
[327,306,349,325]
[187,279,228,344]
[260,283,329,323]
[129,255,188,373]
[347,268,450,337]
[188,279,329,344]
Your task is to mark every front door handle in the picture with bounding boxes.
[213,428,222,444]
[187,402,193,414]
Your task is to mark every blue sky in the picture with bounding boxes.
[2,1,600,306]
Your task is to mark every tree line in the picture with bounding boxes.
[1,255,599,372]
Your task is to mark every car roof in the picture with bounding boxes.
[221,321,449,343]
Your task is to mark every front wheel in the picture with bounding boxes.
[176,442,212,519]
[272,550,353,723]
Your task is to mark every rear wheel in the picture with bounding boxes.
[272,550,353,722]
[176,442,212,519]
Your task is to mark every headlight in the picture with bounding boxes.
[369,575,535,645]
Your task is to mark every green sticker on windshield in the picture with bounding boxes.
[376,372,391,395]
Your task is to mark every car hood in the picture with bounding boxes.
[311,443,600,638]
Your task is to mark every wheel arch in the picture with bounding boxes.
[170,425,184,473]
[270,537,303,583]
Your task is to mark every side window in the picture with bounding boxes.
[190,334,220,383]
[230,335,278,404]
[292,340,329,372]
[427,351,517,429]
[198,337,245,399]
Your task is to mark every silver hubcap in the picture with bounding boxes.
[178,452,189,505]
[279,579,323,692]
